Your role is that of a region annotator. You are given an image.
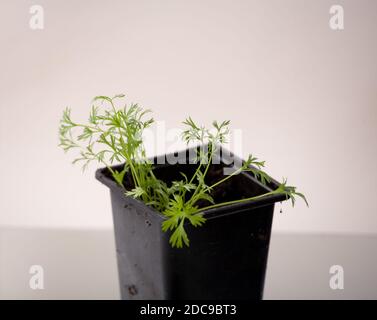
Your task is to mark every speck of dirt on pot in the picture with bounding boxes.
[128,285,138,296]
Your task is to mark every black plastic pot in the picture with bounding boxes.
[95,146,286,300]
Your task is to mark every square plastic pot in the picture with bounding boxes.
[95,146,286,300]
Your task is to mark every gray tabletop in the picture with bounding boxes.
[0,228,376,299]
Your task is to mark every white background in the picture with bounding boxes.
[0,0,376,235]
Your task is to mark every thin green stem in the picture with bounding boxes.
[189,161,203,185]
[187,144,213,205]
[196,190,278,213]
[207,166,243,191]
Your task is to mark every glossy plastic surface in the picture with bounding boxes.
[95,147,286,299]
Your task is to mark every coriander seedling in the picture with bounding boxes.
[59,95,308,248]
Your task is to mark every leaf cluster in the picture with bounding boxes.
[59,95,308,248]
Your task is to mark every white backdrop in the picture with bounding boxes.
[0,0,376,234]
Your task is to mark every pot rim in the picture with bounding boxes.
[95,144,288,221]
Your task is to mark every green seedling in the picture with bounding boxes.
[59,95,308,248]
